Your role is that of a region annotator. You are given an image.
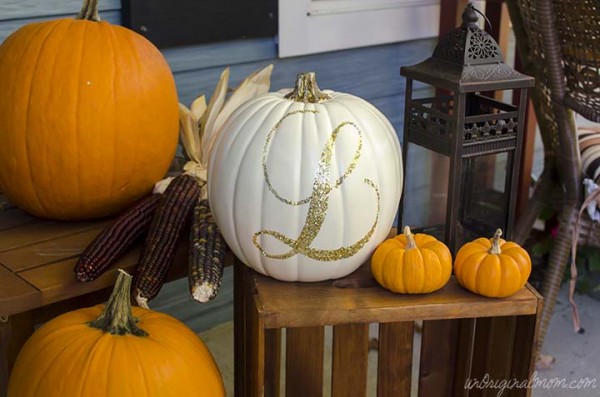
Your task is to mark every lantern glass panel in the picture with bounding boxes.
[458,152,510,245]
[401,144,448,241]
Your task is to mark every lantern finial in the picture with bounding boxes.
[461,4,479,30]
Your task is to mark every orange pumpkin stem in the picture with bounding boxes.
[88,269,148,336]
[284,72,332,103]
[489,228,503,255]
[403,226,417,250]
[76,0,101,22]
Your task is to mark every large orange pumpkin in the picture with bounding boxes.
[8,270,225,397]
[0,0,179,220]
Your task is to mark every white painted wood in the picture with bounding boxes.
[307,0,437,16]
[0,11,121,43]
[278,0,440,57]
[0,0,120,21]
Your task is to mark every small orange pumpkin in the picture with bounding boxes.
[0,0,179,220]
[8,270,225,397]
[371,226,452,293]
[454,229,531,298]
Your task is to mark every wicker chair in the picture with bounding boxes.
[505,0,600,363]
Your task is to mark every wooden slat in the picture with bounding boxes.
[0,227,106,272]
[0,318,10,397]
[17,238,188,308]
[163,38,276,74]
[174,38,436,106]
[0,0,120,21]
[0,266,41,317]
[453,318,476,397]
[0,11,121,43]
[286,326,325,397]
[234,259,248,397]
[264,329,281,397]
[469,317,493,397]
[507,315,537,397]
[377,321,414,397]
[418,320,460,397]
[247,294,265,397]
[0,219,106,254]
[331,323,369,397]
[254,270,539,328]
[0,208,36,232]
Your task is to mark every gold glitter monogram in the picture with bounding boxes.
[253,109,380,261]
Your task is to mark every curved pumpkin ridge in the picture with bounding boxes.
[413,233,437,247]
[403,248,425,293]
[19,21,66,216]
[231,97,284,272]
[371,239,400,284]
[245,98,295,277]
[382,248,405,292]
[459,251,487,288]
[475,255,502,297]
[502,247,532,285]
[497,255,522,297]
[454,244,482,279]
[420,248,442,292]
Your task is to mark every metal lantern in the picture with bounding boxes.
[398,4,534,254]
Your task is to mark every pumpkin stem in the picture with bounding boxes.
[489,229,503,255]
[284,72,332,103]
[403,226,418,250]
[76,0,101,22]
[88,269,148,336]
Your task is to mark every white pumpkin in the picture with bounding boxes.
[208,72,403,281]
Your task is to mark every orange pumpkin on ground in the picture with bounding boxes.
[454,229,532,298]
[371,226,452,293]
[8,270,225,397]
[0,0,179,220]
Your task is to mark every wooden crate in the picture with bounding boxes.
[234,259,543,397]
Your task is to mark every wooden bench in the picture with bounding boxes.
[0,202,189,397]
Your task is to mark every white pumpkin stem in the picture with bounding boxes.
[284,72,332,103]
[77,0,101,22]
[489,229,503,255]
[88,269,148,336]
[403,226,417,250]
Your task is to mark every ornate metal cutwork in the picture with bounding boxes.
[432,29,468,65]
[463,118,517,143]
[465,30,503,64]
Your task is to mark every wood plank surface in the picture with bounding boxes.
[17,238,188,308]
[285,327,325,397]
[0,219,106,254]
[0,227,107,272]
[377,321,414,397]
[247,294,265,397]
[0,318,10,397]
[331,323,369,397]
[453,319,476,397]
[264,329,281,397]
[418,320,460,397]
[252,266,539,328]
[0,208,36,232]
[0,266,41,317]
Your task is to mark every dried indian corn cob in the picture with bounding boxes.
[75,194,162,282]
[133,174,200,307]
[189,198,227,303]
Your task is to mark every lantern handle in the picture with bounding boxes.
[467,3,493,32]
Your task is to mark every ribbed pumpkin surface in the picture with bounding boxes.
[371,228,452,294]
[0,18,179,220]
[8,305,224,397]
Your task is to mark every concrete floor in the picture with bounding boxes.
[530,285,600,397]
